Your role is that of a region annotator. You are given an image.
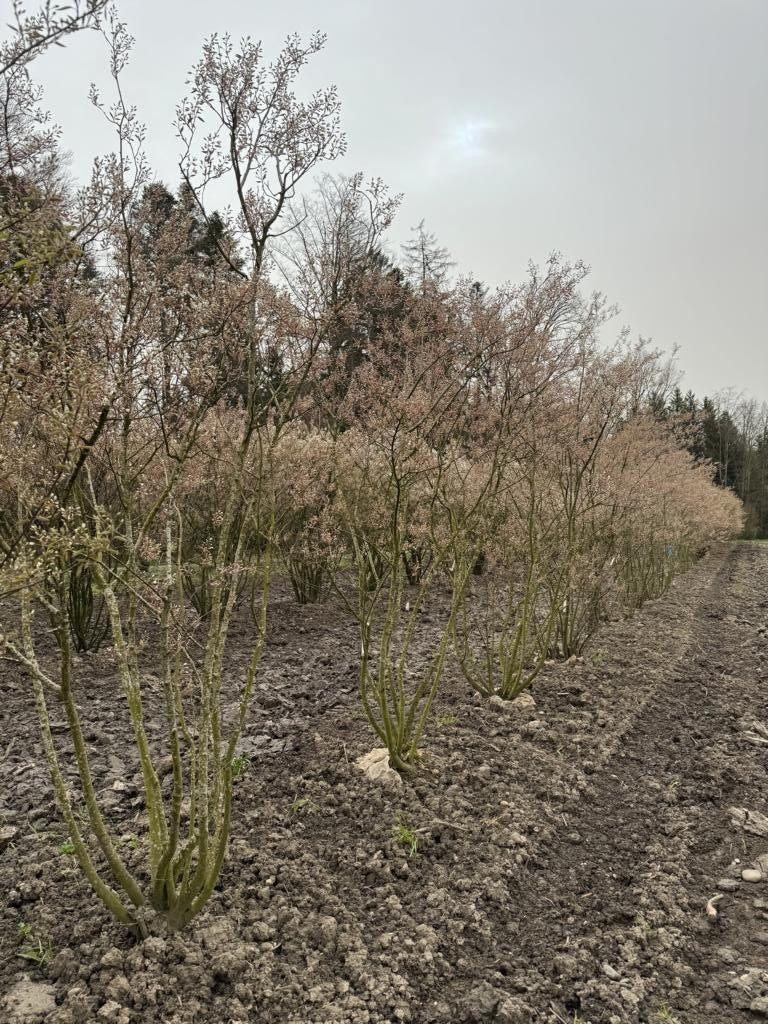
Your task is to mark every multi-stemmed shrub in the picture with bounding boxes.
[1,19,344,932]
[332,425,464,774]
[452,474,566,699]
[62,555,111,653]
[329,292,503,771]
[272,425,338,603]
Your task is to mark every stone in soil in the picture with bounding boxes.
[355,747,403,787]
[742,868,764,883]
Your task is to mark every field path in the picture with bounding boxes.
[493,542,768,1022]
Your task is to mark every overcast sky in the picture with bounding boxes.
[14,0,768,401]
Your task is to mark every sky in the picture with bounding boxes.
[12,0,768,401]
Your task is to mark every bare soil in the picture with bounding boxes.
[1,542,767,1024]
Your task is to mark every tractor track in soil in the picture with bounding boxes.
[1,542,767,1023]
[485,541,768,1022]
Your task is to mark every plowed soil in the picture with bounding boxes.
[1,542,767,1024]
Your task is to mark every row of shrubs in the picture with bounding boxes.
[0,15,742,934]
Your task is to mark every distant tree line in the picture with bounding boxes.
[651,388,768,538]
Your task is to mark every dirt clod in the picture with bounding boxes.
[730,806,768,838]
[3,977,57,1019]
[489,691,536,714]
[0,824,19,852]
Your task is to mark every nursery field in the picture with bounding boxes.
[1,8,765,1024]
[2,540,767,1024]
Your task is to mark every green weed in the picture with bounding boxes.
[654,1006,679,1022]
[393,815,420,856]
[632,912,655,941]
[435,713,458,728]
[231,754,252,780]
[290,795,318,815]
[589,647,607,668]
[17,923,53,968]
